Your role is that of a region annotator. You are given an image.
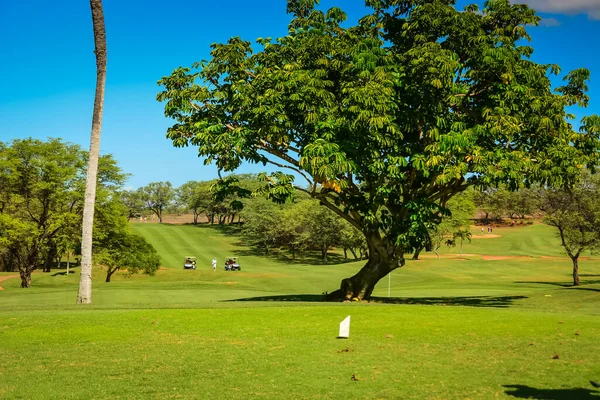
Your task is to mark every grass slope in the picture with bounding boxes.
[1,223,599,399]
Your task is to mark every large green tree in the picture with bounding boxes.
[0,139,85,287]
[158,0,600,300]
[0,139,128,287]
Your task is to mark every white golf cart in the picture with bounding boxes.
[224,257,241,271]
[184,256,197,270]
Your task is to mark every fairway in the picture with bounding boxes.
[1,223,600,399]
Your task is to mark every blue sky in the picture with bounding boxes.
[0,0,599,189]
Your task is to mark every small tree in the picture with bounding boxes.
[538,171,600,286]
[446,229,472,258]
[120,190,145,220]
[97,233,160,282]
[428,192,475,259]
[338,220,367,260]
[297,201,344,262]
[240,198,284,255]
[139,182,174,223]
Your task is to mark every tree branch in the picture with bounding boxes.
[256,142,301,167]
[316,194,363,231]
[264,158,313,186]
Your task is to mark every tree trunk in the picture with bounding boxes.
[77,0,107,305]
[328,234,404,301]
[572,257,580,286]
[20,270,32,288]
[105,267,118,282]
[412,247,422,260]
[349,248,358,260]
[343,248,347,259]
[193,211,198,224]
[43,242,57,273]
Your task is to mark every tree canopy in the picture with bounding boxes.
[138,181,174,223]
[158,0,600,300]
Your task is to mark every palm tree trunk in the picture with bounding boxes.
[77,0,107,304]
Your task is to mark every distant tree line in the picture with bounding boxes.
[121,174,260,225]
[473,187,537,222]
[0,138,159,286]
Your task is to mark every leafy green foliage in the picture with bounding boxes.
[240,198,284,255]
[0,138,158,287]
[428,191,475,259]
[120,189,146,220]
[96,232,161,282]
[138,181,175,223]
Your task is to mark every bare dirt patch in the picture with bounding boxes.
[470,234,502,239]
[481,255,534,261]
[418,253,478,260]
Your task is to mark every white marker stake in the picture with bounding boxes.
[338,315,351,339]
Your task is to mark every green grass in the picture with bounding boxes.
[1,223,600,399]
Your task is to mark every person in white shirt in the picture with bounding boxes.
[212,257,217,271]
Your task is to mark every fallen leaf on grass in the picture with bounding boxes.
[351,373,360,381]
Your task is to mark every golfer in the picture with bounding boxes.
[212,257,217,271]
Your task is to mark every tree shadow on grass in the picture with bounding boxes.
[504,384,599,399]
[228,294,527,308]
[514,280,600,288]
[50,270,76,276]
[228,294,326,302]
[369,295,527,308]
[573,287,600,293]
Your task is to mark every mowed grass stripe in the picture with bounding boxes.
[133,224,190,268]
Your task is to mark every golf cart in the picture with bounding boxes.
[224,257,241,271]
[184,256,197,270]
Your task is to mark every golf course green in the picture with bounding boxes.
[0,222,599,399]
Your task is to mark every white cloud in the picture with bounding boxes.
[512,0,600,20]
[539,17,561,26]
